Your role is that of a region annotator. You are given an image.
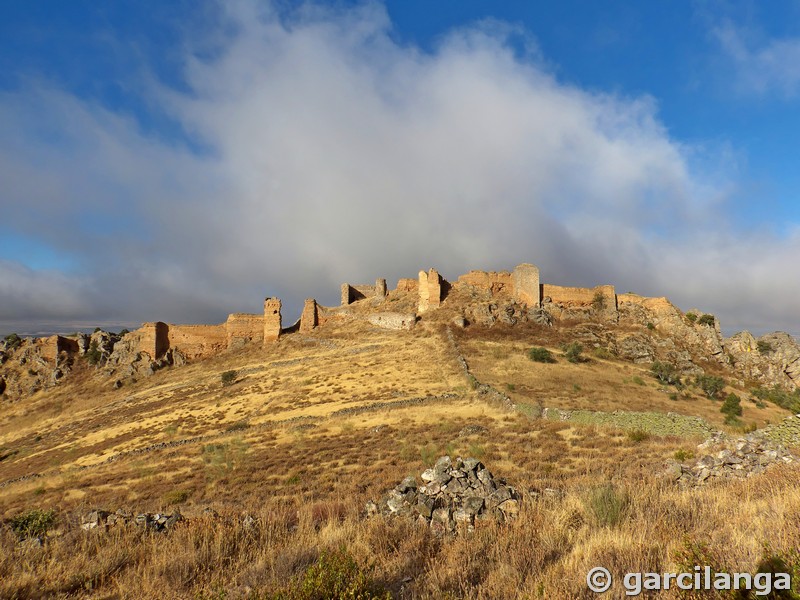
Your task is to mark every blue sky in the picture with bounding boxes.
[1,0,799,336]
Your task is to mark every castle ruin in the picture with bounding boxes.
[108,262,626,363]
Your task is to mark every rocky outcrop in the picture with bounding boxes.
[366,456,520,533]
[463,300,531,327]
[725,331,800,390]
[104,337,186,382]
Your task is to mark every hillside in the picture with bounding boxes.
[2,265,800,598]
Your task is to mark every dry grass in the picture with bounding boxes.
[2,314,800,598]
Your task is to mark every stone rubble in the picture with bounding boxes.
[667,436,795,486]
[366,456,520,533]
[81,508,183,532]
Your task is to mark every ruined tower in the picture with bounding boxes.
[263,298,282,344]
[299,298,318,332]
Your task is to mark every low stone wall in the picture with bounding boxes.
[366,312,416,330]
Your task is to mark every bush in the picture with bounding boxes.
[673,449,694,462]
[86,340,102,365]
[752,385,800,412]
[272,547,391,600]
[528,347,555,363]
[221,370,238,386]
[685,312,698,323]
[650,361,681,386]
[757,340,775,354]
[696,374,725,399]
[646,322,655,330]
[9,508,56,539]
[592,290,606,312]
[721,393,743,417]
[698,314,715,326]
[593,347,614,360]
[3,333,22,351]
[162,489,190,506]
[627,429,649,442]
[631,376,645,386]
[562,342,584,364]
[586,484,629,527]
[119,328,130,336]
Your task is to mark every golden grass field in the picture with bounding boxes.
[1,316,799,598]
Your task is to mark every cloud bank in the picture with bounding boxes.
[1,1,798,335]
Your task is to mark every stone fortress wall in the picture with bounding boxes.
[108,262,638,363]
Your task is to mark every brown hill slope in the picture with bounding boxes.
[2,267,800,598]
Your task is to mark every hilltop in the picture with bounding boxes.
[1,263,800,598]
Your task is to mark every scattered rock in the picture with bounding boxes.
[459,424,488,437]
[668,437,794,487]
[81,508,183,532]
[368,457,520,533]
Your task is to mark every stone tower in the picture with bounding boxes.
[263,298,282,344]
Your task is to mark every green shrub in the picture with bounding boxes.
[9,508,56,539]
[505,383,516,392]
[673,449,694,462]
[698,314,715,326]
[721,393,743,417]
[752,385,800,412]
[696,374,725,399]
[86,340,102,365]
[627,429,649,442]
[593,347,614,360]
[562,342,584,364]
[757,340,775,354]
[668,392,678,401]
[650,361,681,386]
[685,312,698,323]
[586,484,629,527]
[631,376,645,386]
[272,547,390,600]
[646,322,655,330]
[3,333,22,351]
[162,489,190,506]
[724,413,742,426]
[220,370,238,386]
[592,291,606,312]
[119,328,130,336]
[528,347,555,363]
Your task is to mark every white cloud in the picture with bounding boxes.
[0,1,798,336]
[713,21,800,96]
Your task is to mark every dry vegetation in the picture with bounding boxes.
[2,314,799,598]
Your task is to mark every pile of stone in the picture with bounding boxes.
[81,508,183,532]
[366,456,520,533]
[668,437,795,486]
